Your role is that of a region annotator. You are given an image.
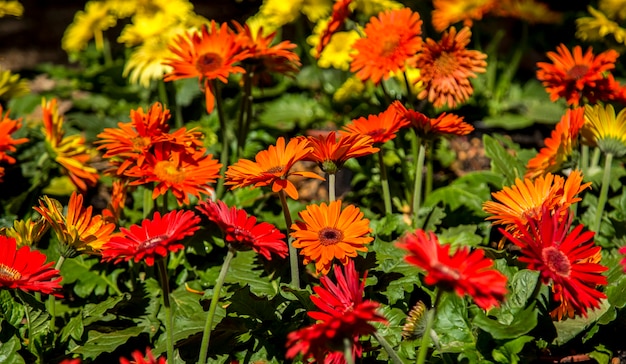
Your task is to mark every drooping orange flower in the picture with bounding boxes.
[303,131,378,174]
[34,192,116,256]
[393,100,474,139]
[102,180,128,224]
[493,0,562,24]
[482,170,591,230]
[536,44,619,106]
[431,0,496,32]
[164,21,249,114]
[526,107,585,179]
[291,200,373,275]
[397,229,507,310]
[225,137,323,200]
[316,0,353,56]
[124,143,221,206]
[350,8,423,85]
[415,26,487,109]
[0,105,28,181]
[341,104,409,144]
[41,98,99,192]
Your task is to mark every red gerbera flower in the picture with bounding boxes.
[341,104,409,145]
[119,347,166,364]
[196,199,288,260]
[286,260,387,363]
[101,210,200,266]
[536,44,619,106]
[164,21,249,114]
[316,0,353,56]
[397,229,507,310]
[500,207,608,317]
[350,8,423,85]
[0,236,62,297]
[415,26,487,109]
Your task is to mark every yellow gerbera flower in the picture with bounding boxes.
[576,6,626,45]
[0,0,23,17]
[62,1,117,52]
[334,76,366,103]
[0,68,29,100]
[582,103,626,157]
[599,0,626,21]
[354,0,404,17]
[0,217,49,246]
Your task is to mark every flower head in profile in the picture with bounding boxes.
[493,0,562,24]
[0,68,29,100]
[196,199,288,260]
[225,137,323,200]
[393,101,474,140]
[303,131,379,174]
[500,207,607,318]
[582,103,626,157]
[431,0,496,32]
[350,8,423,85]
[0,105,28,181]
[576,6,626,48]
[1,217,49,247]
[526,107,586,178]
[341,104,409,145]
[291,200,373,275]
[34,192,116,257]
[102,210,200,266]
[415,26,487,109]
[41,98,100,192]
[0,236,62,297]
[536,44,619,106]
[62,1,117,52]
[119,347,166,364]
[483,170,591,231]
[315,0,353,56]
[397,229,507,310]
[286,260,387,362]
[164,21,249,114]
[102,180,128,224]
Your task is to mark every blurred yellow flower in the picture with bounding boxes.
[577,6,626,45]
[599,0,626,21]
[0,0,22,17]
[123,37,174,88]
[353,0,404,17]
[583,103,626,157]
[0,68,29,100]
[334,76,366,103]
[309,19,359,71]
[62,1,117,52]
[393,67,424,97]
[1,217,49,246]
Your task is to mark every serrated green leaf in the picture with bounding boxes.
[473,304,537,340]
[552,299,611,345]
[258,93,325,131]
[434,293,475,353]
[606,275,626,308]
[228,286,280,322]
[225,250,280,297]
[0,335,25,364]
[482,113,534,130]
[0,290,24,328]
[483,134,524,185]
[438,225,483,249]
[492,335,534,364]
[60,256,123,298]
[71,326,144,360]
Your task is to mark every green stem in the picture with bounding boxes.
[580,144,589,176]
[591,147,601,168]
[593,152,613,233]
[379,80,393,105]
[237,70,254,159]
[143,186,154,219]
[373,331,404,364]
[328,173,336,202]
[158,81,169,109]
[343,336,355,364]
[412,142,426,226]
[425,144,433,198]
[48,255,66,332]
[156,259,175,362]
[417,289,442,364]
[377,149,393,215]
[198,248,235,364]
[403,71,414,104]
[279,189,300,289]
[213,80,230,199]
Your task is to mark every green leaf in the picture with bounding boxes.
[424,170,501,215]
[473,304,537,340]
[492,335,534,364]
[589,344,612,364]
[71,326,144,360]
[434,293,476,353]
[60,256,123,298]
[225,250,280,297]
[228,286,281,322]
[60,294,129,342]
[552,299,611,345]
[483,134,525,185]
[438,225,483,249]
[0,291,24,328]
[0,335,25,364]
[482,113,534,130]
[257,93,325,131]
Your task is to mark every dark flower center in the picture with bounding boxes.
[265,165,285,174]
[0,263,21,281]
[567,65,589,80]
[434,52,458,75]
[195,52,224,74]
[138,234,170,250]
[318,227,344,246]
[367,128,387,141]
[542,246,571,277]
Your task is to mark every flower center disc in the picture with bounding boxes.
[542,246,571,277]
[380,34,400,57]
[154,161,186,183]
[318,227,344,246]
[138,234,170,250]
[567,64,589,80]
[0,263,22,281]
[265,165,285,174]
[195,52,224,74]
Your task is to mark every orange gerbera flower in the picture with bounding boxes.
[0,105,28,181]
[34,192,116,256]
[225,137,323,200]
[164,21,249,114]
[350,8,423,85]
[102,180,128,224]
[341,104,409,144]
[125,144,221,206]
[536,44,619,106]
[41,98,99,192]
[393,101,474,139]
[316,0,353,56]
[526,108,585,179]
[415,26,487,109]
[291,200,373,275]
[303,131,378,174]
[431,0,496,32]
[493,0,562,24]
[482,170,591,230]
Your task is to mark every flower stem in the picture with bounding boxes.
[580,144,589,176]
[156,259,175,362]
[377,149,393,215]
[48,255,66,332]
[417,289,442,364]
[328,173,336,202]
[412,142,426,226]
[343,337,355,364]
[198,248,235,364]
[236,70,254,159]
[143,186,154,219]
[279,189,300,289]
[373,331,404,364]
[213,80,230,199]
[593,152,613,233]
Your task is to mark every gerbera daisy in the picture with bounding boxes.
[1,217,49,247]
[164,21,249,114]
[0,1,23,18]
[101,209,200,266]
[582,103,626,157]
[525,107,585,179]
[576,6,626,46]
[225,137,323,200]
[119,347,166,364]
[41,98,99,192]
[313,27,360,71]
[34,192,116,256]
[350,8,423,85]
[0,236,62,297]
[303,131,378,174]
[536,44,619,106]
[500,207,607,317]
[0,67,29,100]
[599,0,626,20]
[483,170,591,230]
[493,0,562,24]
[102,180,128,224]
[393,101,474,139]
[61,1,117,52]
[196,199,288,260]
[290,200,372,275]
[0,105,28,181]
[315,0,353,56]
[286,260,387,362]
[341,104,409,145]
[431,0,496,32]
[414,26,487,109]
